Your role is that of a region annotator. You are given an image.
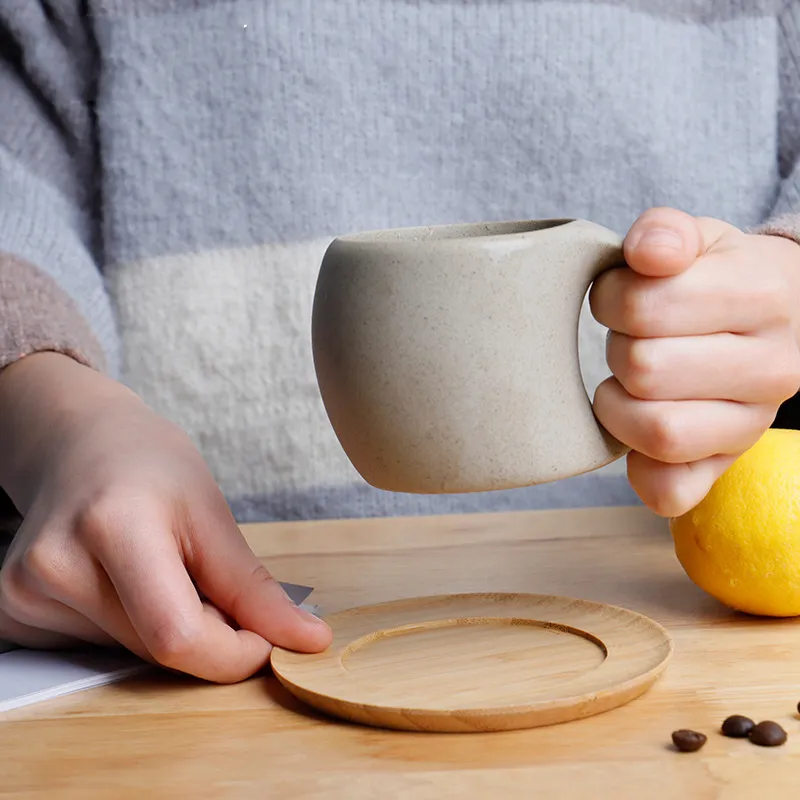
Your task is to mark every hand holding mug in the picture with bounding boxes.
[591,207,800,516]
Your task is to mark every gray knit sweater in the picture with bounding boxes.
[2,1,800,522]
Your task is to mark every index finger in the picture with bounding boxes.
[96,508,272,683]
[589,248,771,338]
[180,492,332,654]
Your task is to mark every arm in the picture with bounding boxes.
[0,2,118,376]
[0,3,119,526]
[0,4,331,677]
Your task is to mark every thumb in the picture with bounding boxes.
[623,207,732,278]
[184,497,332,654]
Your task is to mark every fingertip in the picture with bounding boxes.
[285,607,333,653]
[626,452,694,517]
[298,625,334,653]
[624,208,701,277]
[591,376,625,429]
[626,450,735,518]
[235,595,332,655]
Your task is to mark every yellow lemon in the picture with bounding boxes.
[669,428,800,617]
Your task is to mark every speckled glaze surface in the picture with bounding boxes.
[311,219,630,494]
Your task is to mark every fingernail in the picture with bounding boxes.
[296,606,329,627]
[630,227,685,251]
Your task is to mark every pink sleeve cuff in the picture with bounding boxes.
[0,252,107,373]
[752,212,800,246]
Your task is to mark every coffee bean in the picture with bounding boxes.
[671,729,707,752]
[721,715,755,738]
[749,721,787,747]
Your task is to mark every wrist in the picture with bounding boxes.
[0,352,137,512]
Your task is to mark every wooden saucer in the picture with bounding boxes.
[270,593,672,733]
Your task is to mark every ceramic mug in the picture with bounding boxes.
[311,219,630,494]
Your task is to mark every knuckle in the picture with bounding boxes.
[247,563,277,590]
[642,413,685,463]
[0,557,53,627]
[751,267,793,327]
[775,275,795,317]
[146,617,201,668]
[770,300,793,331]
[229,563,277,617]
[777,350,800,400]
[0,564,29,613]
[616,338,662,400]
[757,340,800,404]
[19,542,65,593]
[73,489,125,539]
[619,287,657,337]
[72,486,156,551]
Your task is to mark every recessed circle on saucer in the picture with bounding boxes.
[271,593,672,733]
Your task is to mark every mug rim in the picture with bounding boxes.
[334,218,578,245]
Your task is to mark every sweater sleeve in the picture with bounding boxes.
[0,2,119,376]
[755,3,800,243]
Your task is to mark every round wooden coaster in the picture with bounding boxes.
[270,593,673,733]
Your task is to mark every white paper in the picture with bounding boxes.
[0,648,149,713]
[0,584,318,713]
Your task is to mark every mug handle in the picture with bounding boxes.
[568,219,632,463]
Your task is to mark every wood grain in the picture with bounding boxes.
[3,506,800,799]
[271,592,672,732]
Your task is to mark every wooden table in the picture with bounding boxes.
[3,505,800,798]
